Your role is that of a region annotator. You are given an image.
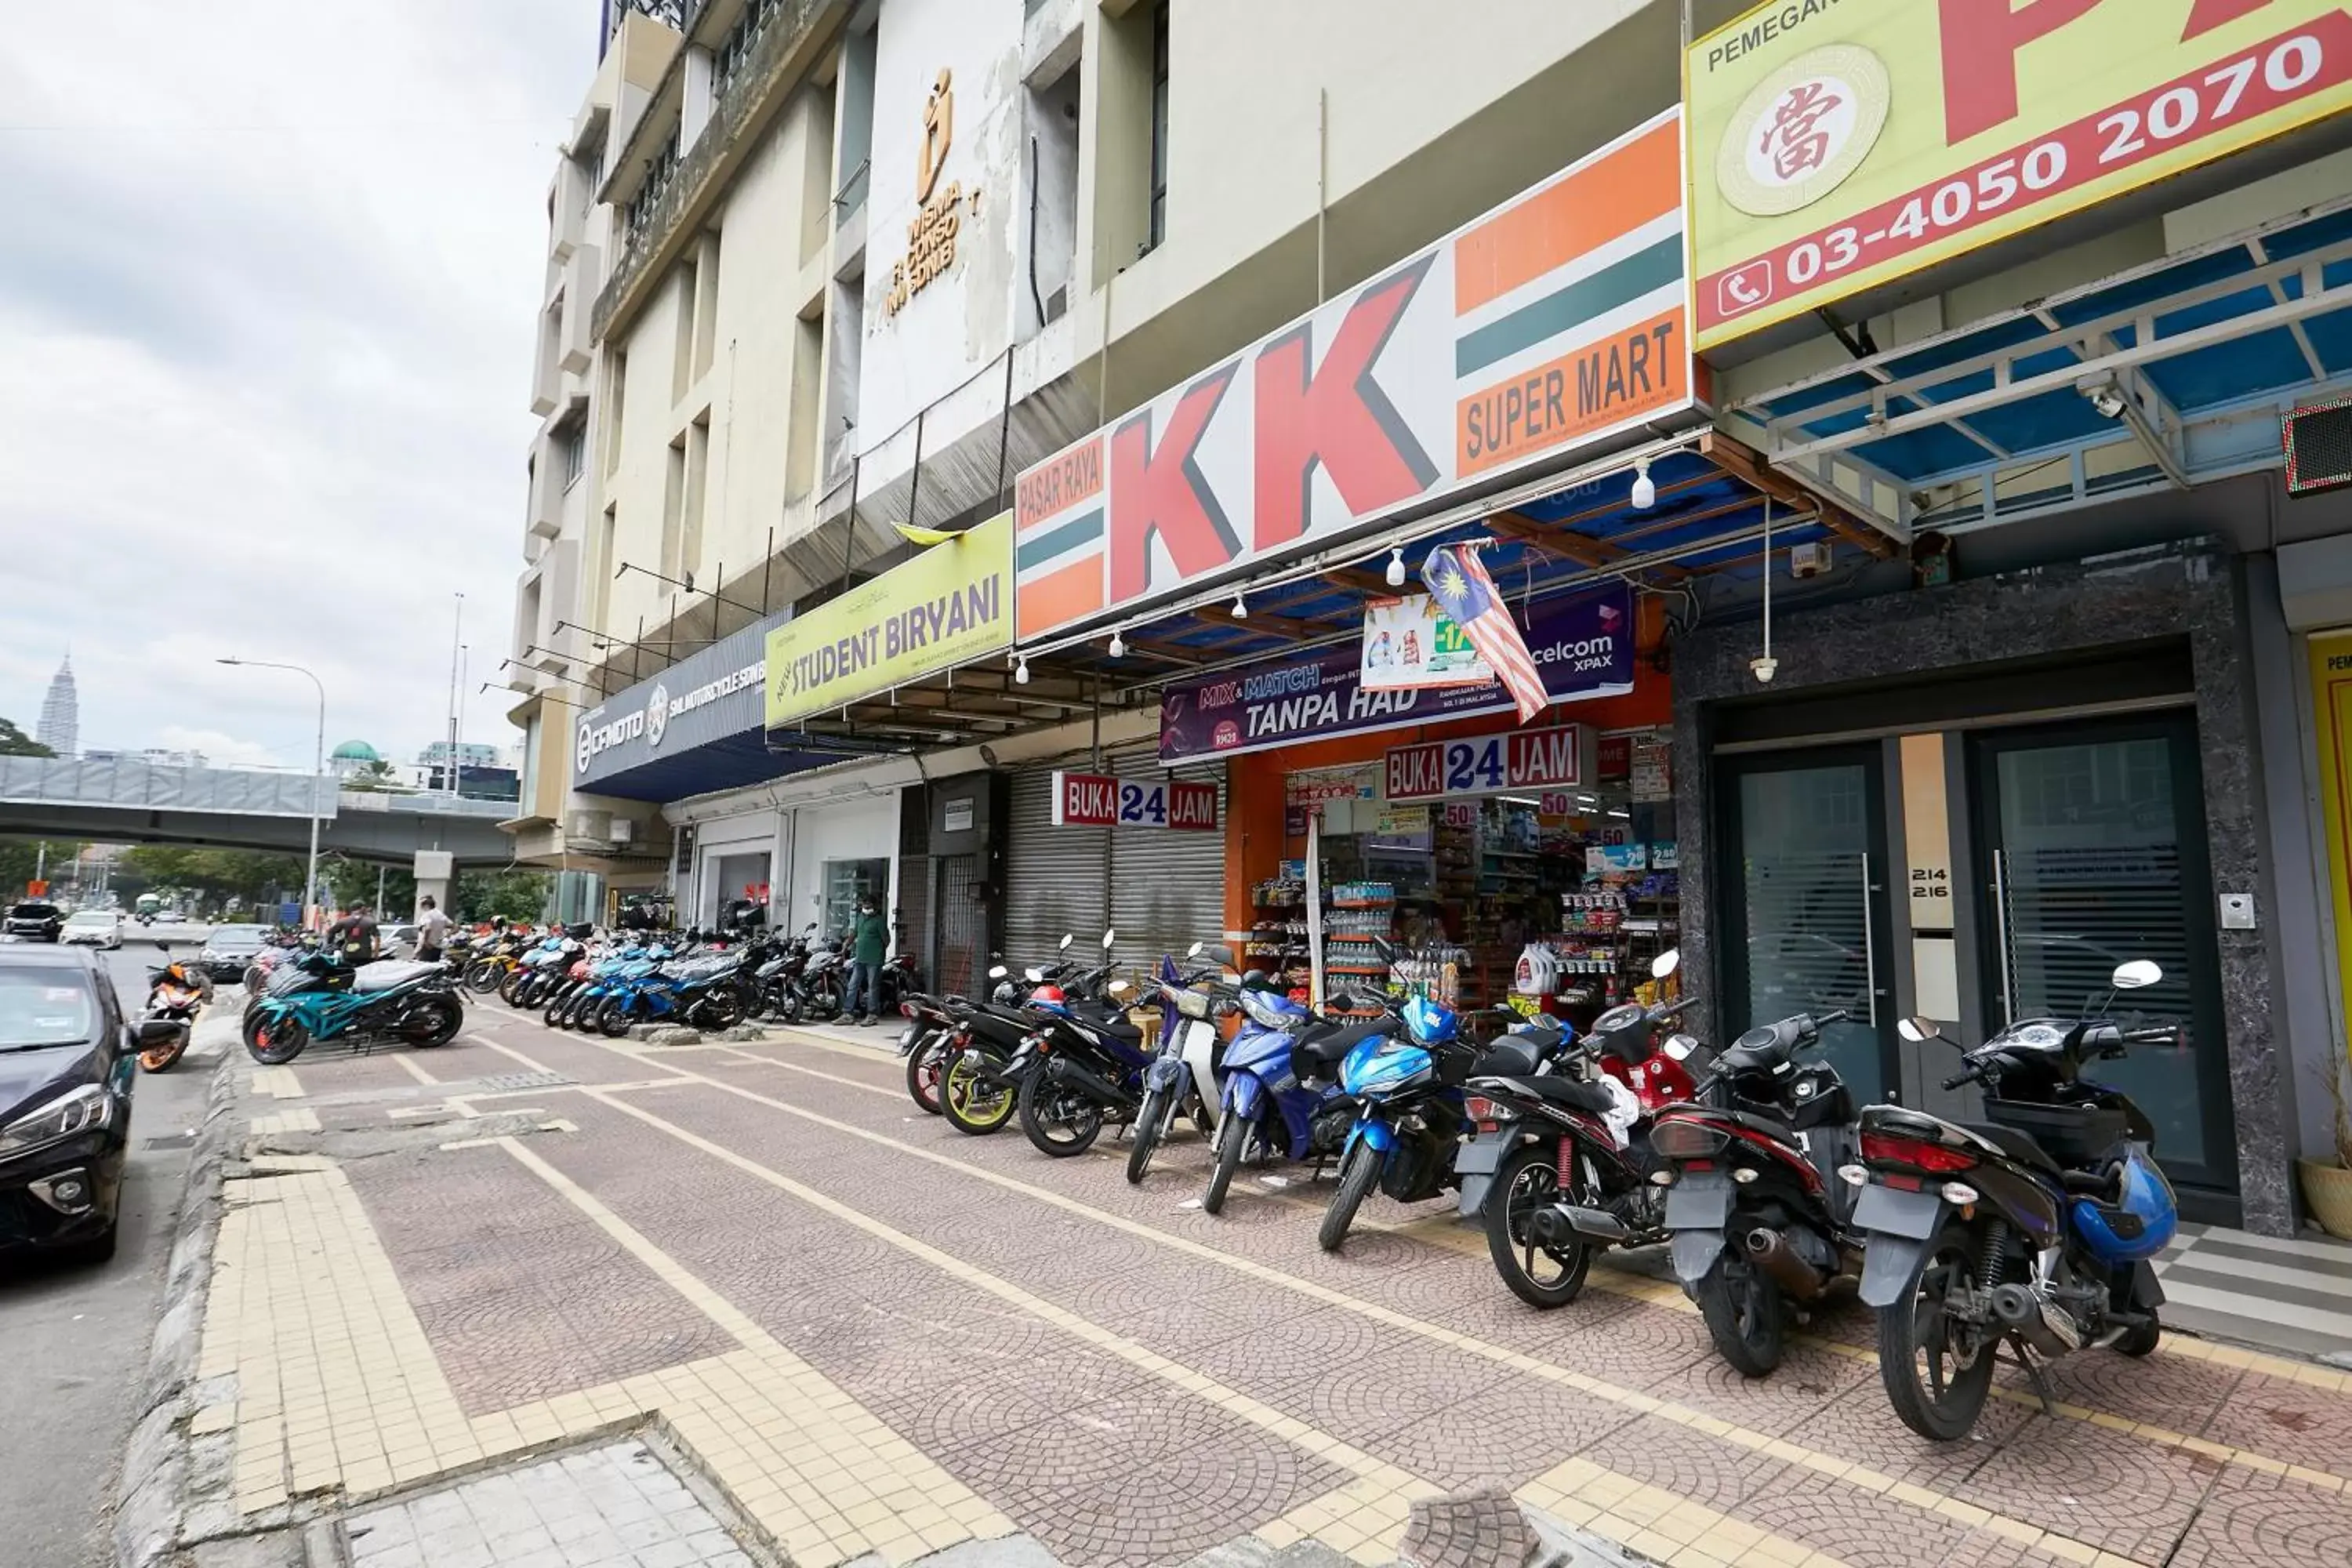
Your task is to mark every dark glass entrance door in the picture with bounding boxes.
[1717,749,1900,1105]
[1969,717,2236,1207]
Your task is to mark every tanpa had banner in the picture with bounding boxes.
[1160,583,1634,764]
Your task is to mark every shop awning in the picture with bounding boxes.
[1732,198,2352,537]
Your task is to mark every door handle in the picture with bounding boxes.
[1860,852,1878,1027]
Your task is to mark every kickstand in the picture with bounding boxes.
[2005,1334,2057,1416]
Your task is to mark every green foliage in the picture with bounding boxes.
[117,845,305,910]
[0,717,53,757]
[457,866,551,924]
[341,759,405,794]
[0,839,80,899]
[321,857,415,915]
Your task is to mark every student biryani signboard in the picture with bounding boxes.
[1014,109,1697,644]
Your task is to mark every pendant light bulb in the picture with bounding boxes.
[1013,655,1030,685]
[1385,547,1407,589]
[1108,631,1126,659]
[1230,591,1249,620]
[1631,459,1657,510]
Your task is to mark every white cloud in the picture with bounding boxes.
[153,728,286,771]
[0,0,591,768]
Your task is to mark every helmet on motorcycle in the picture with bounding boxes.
[2070,1149,2178,1265]
[1028,983,1071,1016]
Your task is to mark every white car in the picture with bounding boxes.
[61,910,124,949]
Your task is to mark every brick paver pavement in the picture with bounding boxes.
[186,1008,2352,1568]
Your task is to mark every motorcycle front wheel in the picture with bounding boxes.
[401,996,463,1047]
[1126,1086,1172,1183]
[244,1013,310,1065]
[1484,1142,1593,1307]
[1319,1138,1381,1252]
[138,1025,190,1073]
[1877,1220,1999,1441]
[597,997,636,1038]
[1698,1250,1786,1377]
[464,959,503,994]
[941,1049,1015,1135]
[904,1033,947,1115]
[1203,1109,1254,1214]
[1019,1072,1104,1157]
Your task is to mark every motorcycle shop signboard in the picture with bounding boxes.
[1158,583,1634,764]
[1048,771,1219,832]
[574,611,783,790]
[1013,109,1695,644]
[1687,0,2352,350]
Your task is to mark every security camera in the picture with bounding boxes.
[1751,655,1779,684]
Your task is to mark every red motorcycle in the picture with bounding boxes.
[1465,952,1707,1307]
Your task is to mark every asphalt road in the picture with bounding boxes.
[0,938,225,1568]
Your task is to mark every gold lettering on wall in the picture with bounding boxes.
[885,67,979,319]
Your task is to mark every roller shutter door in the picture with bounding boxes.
[1107,764,1227,974]
[1001,768,1110,971]
[1000,756,1229,979]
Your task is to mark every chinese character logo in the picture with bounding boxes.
[1717,45,1889,219]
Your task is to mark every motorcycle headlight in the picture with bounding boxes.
[0,1083,114,1161]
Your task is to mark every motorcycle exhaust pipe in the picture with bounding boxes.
[1531,1203,1630,1246]
[1990,1282,2078,1355]
[1043,1054,1141,1114]
[1744,1228,1828,1302]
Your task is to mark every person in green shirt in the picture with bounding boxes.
[845,895,890,1025]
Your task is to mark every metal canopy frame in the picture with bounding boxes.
[1730,196,2352,537]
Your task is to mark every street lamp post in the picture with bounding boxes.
[218,658,326,931]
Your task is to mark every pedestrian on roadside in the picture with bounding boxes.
[415,895,452,963]
[845,895,889,1025]
[325,904,380,970]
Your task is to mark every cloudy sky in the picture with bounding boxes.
[0,0,589,770]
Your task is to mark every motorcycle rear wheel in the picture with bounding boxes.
[1484,1142,1593,1307]
[244,1013,310,1065]
[464,959,503,993]
[1698,1251,1785,1377]
[498,967,528,1007]
[401,996,463,1047]
[941,1050,1015,1135]
[1126,1087,1171,1183]
[1019,1072,1104,1157]
[1319,1138,1381,1252]
[904,1033,947,1115]
[695,989,746,1031]
[1203,1111,1253,1214]
[1877,1220,1999,1441]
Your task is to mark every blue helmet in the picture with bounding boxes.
[2069,1149,2177,1265]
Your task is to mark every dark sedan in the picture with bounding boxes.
[0,946,172,1261]
[195,924,273,985]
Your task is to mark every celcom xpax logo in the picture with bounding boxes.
[1716,44,1891,218]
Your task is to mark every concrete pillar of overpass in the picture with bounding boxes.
[413,849,454,920]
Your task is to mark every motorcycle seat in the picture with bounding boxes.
[354,960,440,993]
[1490,1074,1619,1116]
[1709,1107,1798,1147]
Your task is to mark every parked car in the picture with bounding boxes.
[2,903,65,944]
[0,945,169,1261]
[61,911,124,950]
[378,921,419,954]
[196,924,274,985]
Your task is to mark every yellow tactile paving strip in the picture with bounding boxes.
[561,1039,2143,1568]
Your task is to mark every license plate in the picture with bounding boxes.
[1853,1182,1945,1240]
[1664,1176,1731,1230]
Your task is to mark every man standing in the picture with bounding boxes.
[415,895,452,963]
[325,904,380,969]
[845,895,889,1025]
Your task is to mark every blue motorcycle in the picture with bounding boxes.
[1318,991,1489,1251]
[242,953,465,1065]
[1202,981,1388,1214]
[1852,959,2180,1440]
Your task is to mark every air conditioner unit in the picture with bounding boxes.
[1788,541,1832,579]
[2285,396,2352,496]
[609,817,635,845]
[567,808,612,843]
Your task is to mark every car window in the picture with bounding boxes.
[0,967,97,1049]
[66,913,114,926]
[9,905,60,919]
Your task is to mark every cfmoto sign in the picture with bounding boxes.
[645,683,671,750]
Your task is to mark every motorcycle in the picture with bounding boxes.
[1125,947,1235,1185]
[1318,985,1481,1254]
[241,953,466,1064]
[1853,960,2180,1441]
[138,960,209,1073]
[510,935,581,1008]
[936,936,1103,1136]
[1651,1006,1860,1376]
[1013,931,1147,1156]
[594,947,750,1036]
[1465,950,1705,1304]
[1203,978,1393,1214]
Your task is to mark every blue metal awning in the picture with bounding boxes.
[1731,198,2352,535]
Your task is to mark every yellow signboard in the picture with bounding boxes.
[1687,0,2352,350]
[764,512,1013,728]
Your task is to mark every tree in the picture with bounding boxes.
[321,857,415,915]
[457,866,551,924]
[0,839,81,899]
[0,717,53,757]
[341,760,405,794]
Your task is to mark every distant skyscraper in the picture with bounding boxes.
[35,655,77,757]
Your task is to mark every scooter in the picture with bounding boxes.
[138,960,208,1073]
[1125,946,1233,1185]
[1201,976,1388,1215]
[1318,986,1479,1253]
[1851,960,2180,1441]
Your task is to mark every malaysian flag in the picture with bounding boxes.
[1421,541,1548,724]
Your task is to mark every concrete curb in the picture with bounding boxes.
[114,1046,245,1568]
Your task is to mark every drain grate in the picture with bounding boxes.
[143,1133,198,1151]
[470,1070,571,1093]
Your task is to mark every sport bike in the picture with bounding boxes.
[242,954,465,1065]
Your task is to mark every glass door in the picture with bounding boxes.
[1970,717,2235,1203]
[1716,748,1900,1105]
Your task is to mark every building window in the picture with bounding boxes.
[559,417,587,488]
[715,0,780,96]
[1146,0,1169,253]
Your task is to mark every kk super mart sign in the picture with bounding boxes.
[765,512,1013,728]
[1014,109,1697,643]
[1689,0,2352,351]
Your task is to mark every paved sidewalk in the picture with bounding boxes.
[155,1007,2352,1568]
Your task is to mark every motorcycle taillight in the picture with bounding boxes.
[1649,1118,1731,1163]
[1464,1095,1501,1130]
[1860,1130,1979,1174]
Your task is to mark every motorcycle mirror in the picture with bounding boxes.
[1024,966,1044,983]
[1108,979,1131,996]
[1663,1033,1697,1061]
[1896,1014,1941,1043]
[1186,941,1204,958]
[1102,928,1116,949]
[2112,960,2162,990]
[1650,948,1679,980]
[988,964,1008,979]
[1058,933,1073,952]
